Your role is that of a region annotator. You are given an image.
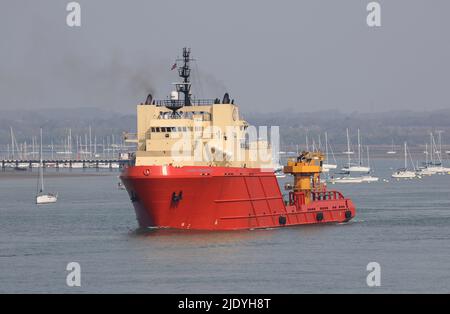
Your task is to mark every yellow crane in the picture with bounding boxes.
[283,151,324,204]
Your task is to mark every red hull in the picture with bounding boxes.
[120,165,356,230]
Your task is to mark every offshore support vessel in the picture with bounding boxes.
[120,48,356,230]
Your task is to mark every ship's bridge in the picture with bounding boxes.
[133,98,262,167]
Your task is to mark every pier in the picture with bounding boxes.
[1,159,130,171]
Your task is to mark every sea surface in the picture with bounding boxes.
[0,158,449,293]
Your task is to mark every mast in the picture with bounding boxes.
[39,128,44,193]
[10,127,14,160]
[89,126,92,157]
[84,133,88,159]
[357,129,361,166]
[430,133,434,164]
[437,130,443,157]
[32,137,35,159]
[306,133,309,151]
[325,132,329,163]
[346,128,351,167]
[404,142,407,169]
[112,134,115,158]
[69,128,72,160]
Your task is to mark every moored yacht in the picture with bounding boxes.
[322,132,337,171]
[391,142,416,179]
[36,128,58,205]
[341,129,370,173]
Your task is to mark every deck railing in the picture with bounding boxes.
[150,99,217,106]
[311,191,345,201]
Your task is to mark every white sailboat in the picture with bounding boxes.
[417,143,436,176]
[361,146,379,182]
[331,129,364,184]
[392,142,416,179]
[322,132,337,171]
[328,176,363,184]
[36,128,58,205]
[341,128,354,155]
[341,129,370,173]
[426,132,450,173]
[361,175,379,183]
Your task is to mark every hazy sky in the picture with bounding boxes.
[1,0,450,113]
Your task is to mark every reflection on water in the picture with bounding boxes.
[132,227,275,244]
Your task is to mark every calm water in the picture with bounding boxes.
[0,159,449,293]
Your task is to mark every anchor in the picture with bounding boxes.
[171,191,183,205]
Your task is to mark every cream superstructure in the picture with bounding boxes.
[129,99,273,169]
[125,48,273,169]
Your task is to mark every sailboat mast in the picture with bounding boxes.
[10,127,14,159]
[69,128,72,160]
[346,128,351,167]
[437,130,443,157]
[430,133,434,164]
[89,126,92,157]
[306,133,309,151]
[325,132,329,163]
[39,128,44,193]
[404,142,407,169]
[357,129,361,166]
